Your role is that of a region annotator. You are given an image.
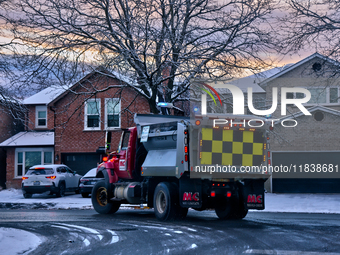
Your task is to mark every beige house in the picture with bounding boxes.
[194,53,340,193]
[259,53,340,193]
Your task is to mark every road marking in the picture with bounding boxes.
[244,249,340,255]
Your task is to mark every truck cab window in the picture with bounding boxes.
[121,132,130,150]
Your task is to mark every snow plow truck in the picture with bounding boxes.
[91,113,272,221]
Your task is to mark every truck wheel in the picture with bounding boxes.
[56,183,65,197]
[215,199,233,220]
[92,181,120,214]
[154,182,177,221]
[232,192,248,219]
[233,205,248,219]
[176,207,188,219]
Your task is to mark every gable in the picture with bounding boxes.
[260,53,340,87]
[23,68,135,106]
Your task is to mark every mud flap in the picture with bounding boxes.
[179,178,202,208]
[243,179,265,210]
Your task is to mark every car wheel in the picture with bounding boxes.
[81,192,90,198]
[92,181,120,214]
[23,193,32,199]
[56,183,66,197]
[153,182,177,221]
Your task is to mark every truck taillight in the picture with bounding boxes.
[227,191,232,198]
[184,146,188,153]
[268,159,271,165]
[211,191,216,197]
[185,154,188,162]
[267,151,270,158]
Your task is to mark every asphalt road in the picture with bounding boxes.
[0,209,340,255]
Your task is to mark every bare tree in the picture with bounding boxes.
[279,0,340,62]
[1,0,276,114]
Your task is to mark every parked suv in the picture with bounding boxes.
[22,164,82,198]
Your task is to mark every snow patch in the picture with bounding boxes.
[58,223,103,240]
[186,227,197,232]
[2,189,340,214]
[0,227,43,255]
[83,239,90,246]
[189,244,198,249]
[107,230,119,244]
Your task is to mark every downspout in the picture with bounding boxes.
[49,105,58,163]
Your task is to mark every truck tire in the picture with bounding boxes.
[56,182,65,197]
[215,199,233,220]
[154,182,177,221]
[232,185,248,219]
[233,205,248,219]
[92,181,120,214]
[176,207,188,219]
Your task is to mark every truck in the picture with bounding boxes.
[91,113,272,221]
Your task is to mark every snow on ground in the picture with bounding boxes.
[0,189,93,210]
[0,227,43,255]
[1,189,340,214]
[263,193,340,214]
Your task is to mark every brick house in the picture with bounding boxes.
[259,53,340,193]
[0,68,150,189]
[0,102,24,189]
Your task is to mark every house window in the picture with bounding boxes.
[286,92,305,99]
[285,88,339,105]
[85,99,101,130]
[36,106,47,128]
[308,88,339,104]
[15,148,54,177]
[105,98,120,129]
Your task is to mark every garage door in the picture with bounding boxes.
[272,152,340,193]
[61,153,100,176]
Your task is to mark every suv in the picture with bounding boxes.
[21,164,82,198]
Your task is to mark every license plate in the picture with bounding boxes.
[33,181,40,186]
